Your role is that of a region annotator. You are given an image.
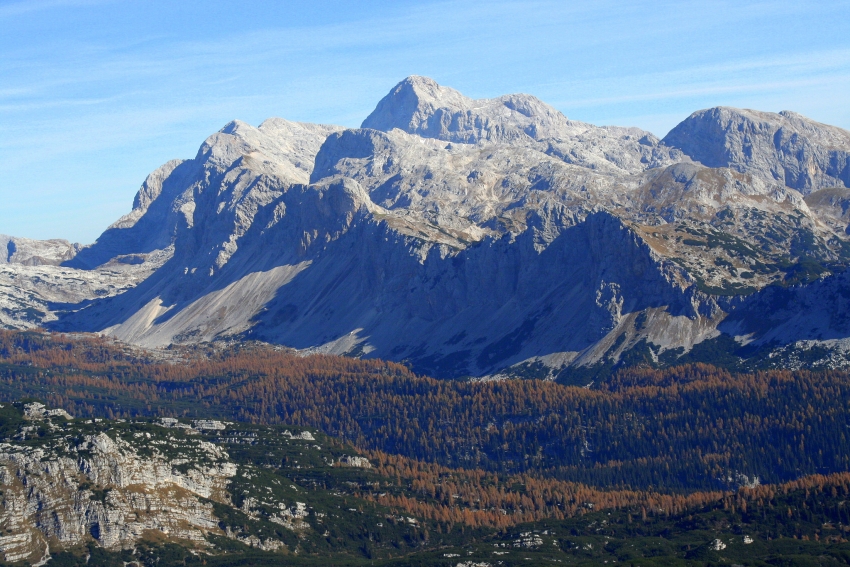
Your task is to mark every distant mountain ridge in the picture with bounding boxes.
[664,107,850,192]
[4,76,850,378]
[0,234,80,266]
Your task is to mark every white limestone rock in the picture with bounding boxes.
[0,413,340,562]
[0,235,81,267]
[0,432,234,561]
[193,419,226,431]
[22,402,71,420]
[362,75,682,176]
[283,430,315,441]
[338,455,372,468]
[664,107,850,194]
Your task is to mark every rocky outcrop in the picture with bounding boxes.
[0,235,80,267]
[804,186,850,234]
[338,455,372,468]
[0,425,233,562]
[663,107,850,193]
[0,404,337,563]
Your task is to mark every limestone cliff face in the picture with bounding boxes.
[0,235,80,267]
[663,107,850,194]
[0,419,234,562]
[0,404,335,564]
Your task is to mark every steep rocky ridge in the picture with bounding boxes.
[1,119,340,331]
[48,130,720,374]
[68,118,342,271]
[362,75,577,145]
[5,77,850,376]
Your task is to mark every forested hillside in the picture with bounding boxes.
[1,330,848,493]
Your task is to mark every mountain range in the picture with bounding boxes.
[4,76,850,379]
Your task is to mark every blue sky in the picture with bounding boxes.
[2,0,850,244]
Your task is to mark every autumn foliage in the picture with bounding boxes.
[1,330,849,497]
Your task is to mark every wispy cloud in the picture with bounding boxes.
[0,0,111,18]
[545,48,850,108]
[558,75,850,109]
[0,94,133,113]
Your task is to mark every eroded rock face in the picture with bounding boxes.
[67,119,343,272]
[0,405,332,563]
[0,432,232,562]
[0,235,81,267]
[663,107,850,193]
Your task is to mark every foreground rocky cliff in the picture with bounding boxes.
[5,76,850,377]
[0,401,396,564]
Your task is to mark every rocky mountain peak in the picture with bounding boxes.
[361,75,574,145]
[361,75,472,133]
[663,106,850,193]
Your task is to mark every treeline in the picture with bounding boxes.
[0,330,849,492]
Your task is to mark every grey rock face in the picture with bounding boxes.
[720,267,850,347]
[0,408,326,563]
[240,210,705,377]
[0,235,80,266]
[68,118,342,271]
[361,76,683,176]
[663,107,850,194]
[804,187,850,233]
[0,429,234,562]
[362,75,575,145]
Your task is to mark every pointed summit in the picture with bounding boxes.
[361,76,473,136]
[361,76,573,144]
